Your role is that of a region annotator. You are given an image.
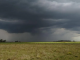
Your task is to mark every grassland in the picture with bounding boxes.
[0,42,80,60]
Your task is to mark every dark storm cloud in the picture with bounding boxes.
[0,0,54,33]
[0,0,80,34]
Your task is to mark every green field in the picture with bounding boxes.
[0,42,80,60]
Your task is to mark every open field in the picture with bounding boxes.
[0,42,80,60]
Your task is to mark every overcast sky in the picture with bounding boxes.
[0,0,80,42]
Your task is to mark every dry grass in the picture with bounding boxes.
[0,43,80,60]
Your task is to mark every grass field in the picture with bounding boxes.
[0,42,80,60]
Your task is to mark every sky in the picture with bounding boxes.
[0,0,80,42]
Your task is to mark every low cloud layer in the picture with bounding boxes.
[0,0,80,41]
[0,28,78,42]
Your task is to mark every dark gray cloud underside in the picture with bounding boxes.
[0,0,80,34]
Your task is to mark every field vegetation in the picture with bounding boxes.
[0,42,80,60]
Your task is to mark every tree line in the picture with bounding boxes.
[0,39,21,42]
[0,39,6,42]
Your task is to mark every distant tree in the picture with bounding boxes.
[3,40,6,42]
[57,40,71,42]
[0,39,6,42]
[0,39,3,42]
[15,41,19,42]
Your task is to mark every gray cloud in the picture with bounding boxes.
[0,0,80,41]
[8,28,77,42]
[0,0,80,33]
[0,0,58,34]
